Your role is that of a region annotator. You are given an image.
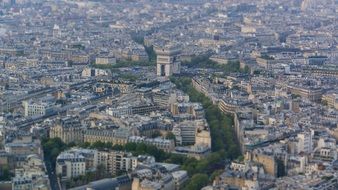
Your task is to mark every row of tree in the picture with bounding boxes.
[42,137,231,190]
[42,76,241,189]
[0,165,11,181]
[91,59,153,70]
[41,137,69,169]
[170,76,242,189]
[131,33,157,63]
[171,77,241,157]
[91,34,157,71]
[182,54,250,74]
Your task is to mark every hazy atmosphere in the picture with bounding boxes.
[0,0,337,190]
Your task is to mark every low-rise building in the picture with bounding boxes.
[84,128,128,145]
[171,170,188,190]
[97,151,133,176]
[128,136,175,152]
[56,152,86,179]
[95,56,116,65]
[12,154,50,190]
[22,100,54,117]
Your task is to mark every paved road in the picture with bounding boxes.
[46,162,60,190]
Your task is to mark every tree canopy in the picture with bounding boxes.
[182,54,248,74]
[183,174,209,190]
[43,77,242,188]
[170,76,242,188]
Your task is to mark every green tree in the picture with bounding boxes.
[112,144,123,151]
[42,137,68,167]
[243,65,250,73]
[68,141,77,147]
[90,141,105,150]
[184,174,208,190]
[165,132,176,141]
[96,164,108,179]
[181,54,245,74]
[151,130,162,138]
[0,165,11,180]
[210,170,223,182]
[253,70,261,75]
[170,76,241,159]
[321,100,328,106]
[125,142,137,151]
[79,142,91,148]
[291,94,301,99]
[144,45,157,63]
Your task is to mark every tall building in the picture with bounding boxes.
[55,148,99,180]
[303,0,324,11]
[172,121,197,145]
[95,56,116,65]
[297,132,313,154]
[291,99,300,113]
[53,24,61,38]
[49,117,84,144]
[12,154,50,190]
[97,151,133,176]
[56,152,86,179]
[128,136,175,152]
[22,100,54,117]
[56,148,136,179]
[154,44,181,77]
[84,128,128,145]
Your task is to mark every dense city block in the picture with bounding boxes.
[0,0,337,190]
